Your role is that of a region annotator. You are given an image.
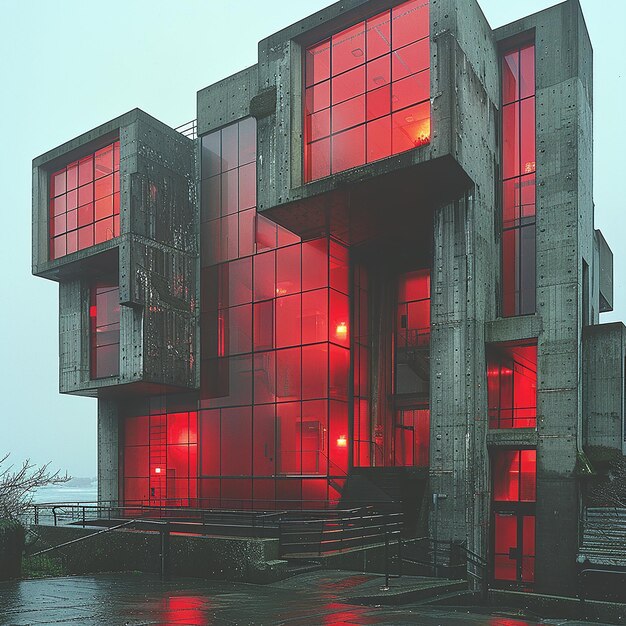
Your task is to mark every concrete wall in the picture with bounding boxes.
[428,0,498,569]
[32,525,286,583]
[583,323,625,453]
[33,109,198,395]
[495,0,593,595]
[98,398,119,504]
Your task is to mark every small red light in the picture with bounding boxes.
[335,322,348,340]
[337,435,347,448]
[89,305,97,318]
[155,467,162,474]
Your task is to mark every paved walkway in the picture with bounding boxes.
[0,571,606,625]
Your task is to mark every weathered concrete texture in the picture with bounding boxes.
[583,323,626,453]
[427,0,498,568]
[97,398,119,504]
[33,109,198,395]
[595,230,613,313]
[31,525,286,583]
[430,194,493,564]
[197,66,259,137]
[255,0,498,233]
[496,0,595,596]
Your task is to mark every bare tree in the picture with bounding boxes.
[0,454,70,520]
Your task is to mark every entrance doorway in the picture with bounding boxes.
[491,449,536,586]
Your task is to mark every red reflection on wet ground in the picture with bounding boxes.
[321,602,379,624]
[487,617,536,626]
[319,574,372,590]
[160,595,211,625]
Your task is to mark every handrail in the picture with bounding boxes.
[30,518,141,557]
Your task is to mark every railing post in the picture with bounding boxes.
[34,506,39,525]
[53,507,58,527]
[82,506,86,528]
[160,522,170,581]
[383,522,390,590]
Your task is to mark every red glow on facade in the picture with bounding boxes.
[492,449,536,584]
[49,141,120,260]
[304,0,431,182]
[487,342,537,429]
[335,321,348,340]
[90,282,120,379]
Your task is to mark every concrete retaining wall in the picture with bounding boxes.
[32,525,287,583]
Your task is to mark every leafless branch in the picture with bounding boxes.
[0,454,70,520]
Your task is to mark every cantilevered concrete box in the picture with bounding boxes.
[248,0,499,244]
[32,109,198,396]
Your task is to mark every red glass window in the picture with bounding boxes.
[493,449,536,503]
[198,117,351,508]
[304,0,430,182]
[492,448,536,584]
[90,282,120,379]
[50,141,120,260]
[487,342,537,429]
[122,411,198,507]
[501,44,536,316]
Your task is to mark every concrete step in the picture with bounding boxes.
[284,559,323,576]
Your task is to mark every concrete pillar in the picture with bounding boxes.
[98,398,119,504]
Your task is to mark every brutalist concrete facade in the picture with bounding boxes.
[33,0,624,596]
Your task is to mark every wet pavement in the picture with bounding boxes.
[0,571,605,625]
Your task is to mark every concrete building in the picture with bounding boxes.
[32,0,625,595]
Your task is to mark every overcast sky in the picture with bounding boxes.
[0,0,624,477]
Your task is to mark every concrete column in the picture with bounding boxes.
[98,398,119,504]
[430,192,490,560]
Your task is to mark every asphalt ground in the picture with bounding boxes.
[0,571,607,626]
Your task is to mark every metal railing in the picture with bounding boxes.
[277,509,403,556]
[399,537,488,599]
[27,518,174,581]
[175,119,197,139]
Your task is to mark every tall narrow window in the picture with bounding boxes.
[304,0,430,182]
[49,141,121,260]
[487,342,537,429]
[501,44,535,316]
[90,282,120,379]
[492,449,536,585]
[393,269,430,467]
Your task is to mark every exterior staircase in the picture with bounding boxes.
[579,507,626,567]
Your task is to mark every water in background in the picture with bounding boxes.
[34,482,98,504]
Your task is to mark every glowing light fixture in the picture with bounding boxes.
[335,321,348,340]
[337,435,347,447]
[155,467,162,474]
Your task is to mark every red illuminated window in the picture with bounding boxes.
[49,141,120,260]
[492,449,536,584]
[397,269,430,349]
[487,342,537,429]
[501,44,535,316]
[304,0,430,182]
[122,411,198,507]
[198,118,351,508]
[492,449,536,503]
[90,282,120,379]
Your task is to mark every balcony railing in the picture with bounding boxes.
[175,119,197,139]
